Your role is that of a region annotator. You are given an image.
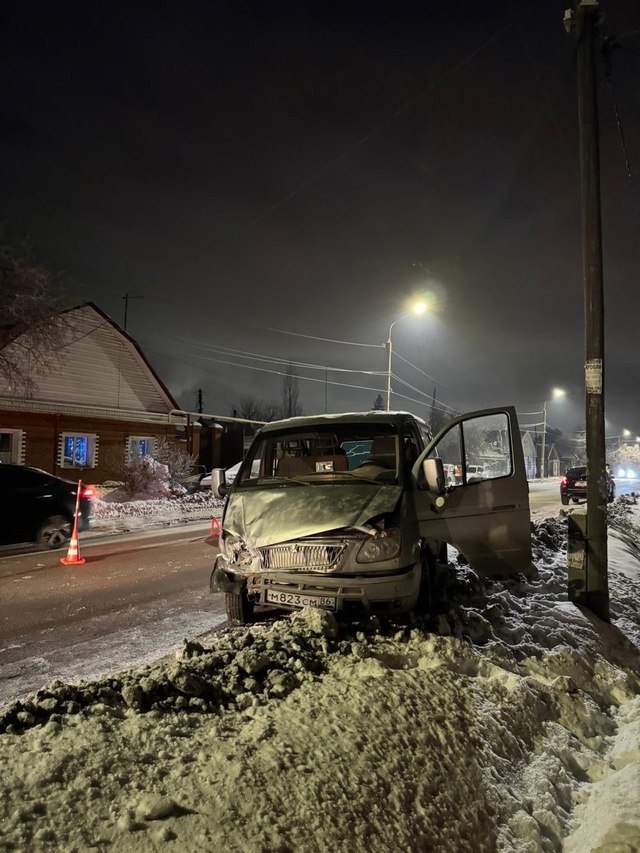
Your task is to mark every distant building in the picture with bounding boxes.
[520,431,538,480]
[0,302,198,482]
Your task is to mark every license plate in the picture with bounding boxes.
[575,480,586,487]
[265,590,337,611]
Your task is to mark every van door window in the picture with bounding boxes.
[462,413,511,481]
[429,413,511,485]
[429,424,463,486]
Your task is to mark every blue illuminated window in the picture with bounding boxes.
[62,433,96,468]
[128,436,154,460]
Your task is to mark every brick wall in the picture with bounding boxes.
[0,410,190,484]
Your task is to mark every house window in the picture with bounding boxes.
[0,429,25,464]
[127,436,155,460]
[61,433,97,468]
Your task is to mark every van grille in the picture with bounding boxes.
[259,543,346,572]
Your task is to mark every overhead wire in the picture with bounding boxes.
[145,345,458,416]
[392,350,447,387]
[160,335,387,376]
[167,326,449,389]
[266,327,383,349]
[264,328,449,389]
[146,346,388,396]
[603,37,637,208]
[142,330,450,393]
[390,372,459,414]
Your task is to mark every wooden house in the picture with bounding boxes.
[0,303,198,482]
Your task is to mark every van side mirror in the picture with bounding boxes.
[211,468,228,499]
[422,458,446,494]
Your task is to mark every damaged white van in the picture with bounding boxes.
[210,407,532,623]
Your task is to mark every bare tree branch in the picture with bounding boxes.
[233,396,280,423]
[0,246,69,396]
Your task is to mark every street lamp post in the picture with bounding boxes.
[385,319,398,412]
[541,387,566,477]
[385,302,427,412]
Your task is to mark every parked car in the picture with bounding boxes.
[0,464,95,548]
[208,407,533,623]
[560,465,615,505]
[199,461,243,490]
[466,464,485,481]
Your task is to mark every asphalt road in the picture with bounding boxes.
[528,476,640,517]
[0,523,226,706]
[1,478,638,708]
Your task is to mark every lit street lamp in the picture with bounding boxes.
[385,301,427,411]
[541,387,566,477]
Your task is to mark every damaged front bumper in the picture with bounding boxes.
[210,552,421,615]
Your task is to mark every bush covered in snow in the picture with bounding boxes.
[104,438,200,501]
[119,455,172,499]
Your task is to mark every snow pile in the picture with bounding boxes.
[92,490,223,533]
[0,507,639,851]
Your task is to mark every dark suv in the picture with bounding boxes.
[0,464,95,548]
[560,465,615,505]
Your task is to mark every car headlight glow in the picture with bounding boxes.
[357,529,401,563]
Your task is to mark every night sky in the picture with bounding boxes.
[1,1,639,438]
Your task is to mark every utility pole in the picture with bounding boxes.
[385,330,394,411]
[197,388,203,414]
[565,0,609,620]
[122,293,143,331]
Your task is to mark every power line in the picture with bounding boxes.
[390,372,458,413]
[165,326,449,389]
[266,327,383,349]
[392,350,448,388]
[147,346,388,396]
[145,345,458,417]
[161,335,387,376]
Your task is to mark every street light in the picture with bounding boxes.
[541,387,566,477]
[385,301,427,411]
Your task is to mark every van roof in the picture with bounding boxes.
[257,411,428,434]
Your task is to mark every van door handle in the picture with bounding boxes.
[491,504,517,511]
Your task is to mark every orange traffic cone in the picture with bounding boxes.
[209,516,221,541]
[60,480,86,565]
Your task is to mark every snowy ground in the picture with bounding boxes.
[91,490,223,535]
[1,500,639,851]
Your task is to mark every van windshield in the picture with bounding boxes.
[235,424,402,488]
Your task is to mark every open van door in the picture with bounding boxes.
[412,406,533,578]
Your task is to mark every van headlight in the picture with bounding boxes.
[356,529,401,563]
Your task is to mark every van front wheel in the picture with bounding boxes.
[225,586,255,625]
